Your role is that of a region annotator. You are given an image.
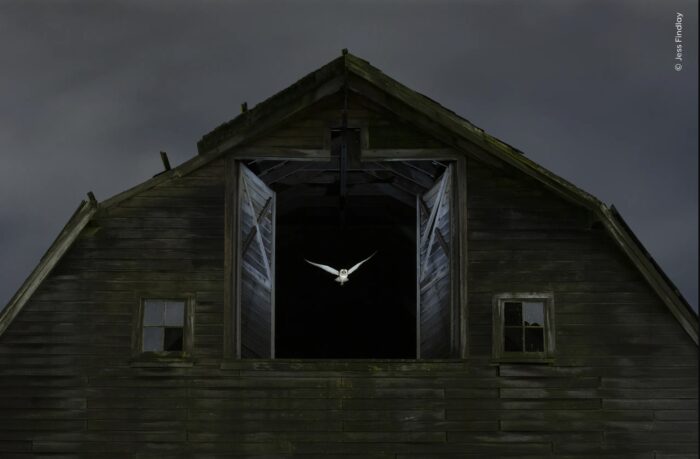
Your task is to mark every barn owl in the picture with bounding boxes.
[304,252,376,286]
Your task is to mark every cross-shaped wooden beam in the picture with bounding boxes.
[419,197,450,258]
[241,196,273,258]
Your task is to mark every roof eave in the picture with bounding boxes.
[599,205,698,344]
[0,199,98,336]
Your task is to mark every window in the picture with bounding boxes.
[493,293,554,362]
[134,297,193,357]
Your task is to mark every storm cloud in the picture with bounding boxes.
[0,0,697,311]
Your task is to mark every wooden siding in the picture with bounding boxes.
[466,157,698,456]
[245,92,444,151]
[0,100,697,457]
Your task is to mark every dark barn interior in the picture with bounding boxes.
[276,198,415,358]
[245,152,448,358]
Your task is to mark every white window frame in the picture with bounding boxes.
[133,295,195,359]
[492,292,555,363]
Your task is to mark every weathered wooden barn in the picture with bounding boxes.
[1,50,698,458]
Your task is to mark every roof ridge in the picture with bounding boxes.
[197,54,346,154]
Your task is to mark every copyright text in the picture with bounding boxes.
[674,12,684,71]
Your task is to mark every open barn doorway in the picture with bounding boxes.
[239,151,452,359]
[275,193,416,358]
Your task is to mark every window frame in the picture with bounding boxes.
[132,294,195,361]
[492,292,555,363]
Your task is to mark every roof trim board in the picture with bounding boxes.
[0,200,97,336]
[1,51,697,344]
[603,205,698,342]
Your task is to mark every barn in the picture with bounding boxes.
[1,50,697,457]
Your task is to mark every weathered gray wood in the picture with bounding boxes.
[362,148,460,161]
[232,146,331,160]
[375,161,436,189]
[61,53,696,355]
[225,157,239,361]
[415,195,421,359]
[602,206,698,344]
[345,55,602,209]
[454,156,469,359]
[418,167,452,358]
[367,123,443,149]
[0,200,97,336]
[258,160,310,185]
[238,164,275,358]
[0,52,697,459]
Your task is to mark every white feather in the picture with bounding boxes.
[347,251,377,275]
[304,260,339,276]
[305,252,377,285]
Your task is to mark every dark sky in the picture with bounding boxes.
[1,1,697,312]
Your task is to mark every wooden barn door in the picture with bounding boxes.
[238,164,276,358]
[417,166,452,358]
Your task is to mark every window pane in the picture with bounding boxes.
[504,327,523,352]
[504,302,522,326]
[143,327,163,352]
[164,328,184,351]
[523,301,544,326]
[525,327,544,352]
[164,301,185,327]
[143,300,165,326]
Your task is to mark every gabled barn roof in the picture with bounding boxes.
[1,51,697,344]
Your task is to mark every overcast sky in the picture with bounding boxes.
[0,0,697,312]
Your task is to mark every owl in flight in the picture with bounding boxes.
[305,252,376,286]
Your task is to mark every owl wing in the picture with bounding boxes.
[347,251,377,275]
[305,259,339,276]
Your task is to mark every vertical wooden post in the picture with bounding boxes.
[415,195,421,359]
[339,120,348,204]
[339,102,349,220]
[224,156,240,359]
[270,193,277,359]
[159,151,171,171]
[455,155,469,359]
